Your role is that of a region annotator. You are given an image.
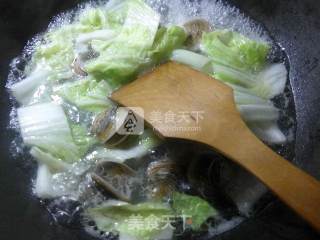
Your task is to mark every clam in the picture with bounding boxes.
[96,161,136,176]
[91,107,129,147]
[91,161,136,202]
[147,159,177,177]
[71,57,88,76]
[183,19,213,49]
[147,159,178,199]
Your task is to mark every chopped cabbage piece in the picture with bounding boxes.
[34,164,56,198]
[32,24,92,82]
[86,200,173,240]
[201,30,270,72]
[30,147,71,173]
[150,26,187,63]
[9,64,51,105]
[170,49,212,73]
[85,0,160,87]
[54,77,113,112]
[172,192,218,230]
[17,102,81,163]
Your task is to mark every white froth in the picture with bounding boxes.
[146,0,270,42]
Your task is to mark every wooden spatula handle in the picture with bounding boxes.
[210,124,320,231]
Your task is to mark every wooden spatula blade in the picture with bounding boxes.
[111,62,241,141]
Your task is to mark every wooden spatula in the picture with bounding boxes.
[111,62,320,231]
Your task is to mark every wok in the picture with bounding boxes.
[0,0,319,239]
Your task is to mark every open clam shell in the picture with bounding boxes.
[91,107,130,147]
[147,159,178,199]
[71,57,88,77]
[183,19,213,49]
[91,161,136,202]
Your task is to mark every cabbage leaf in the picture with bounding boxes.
[172,192,218,230]
[32,24,92,82]
[30,147,71,172]
[9,63,51,105]
[54,77,113,112]
[201,30,270,72]
[86,200,173,240]
[85,0,160,88]
[170,49,212,73]
[150,26,187,64]
[17,102,94,163]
